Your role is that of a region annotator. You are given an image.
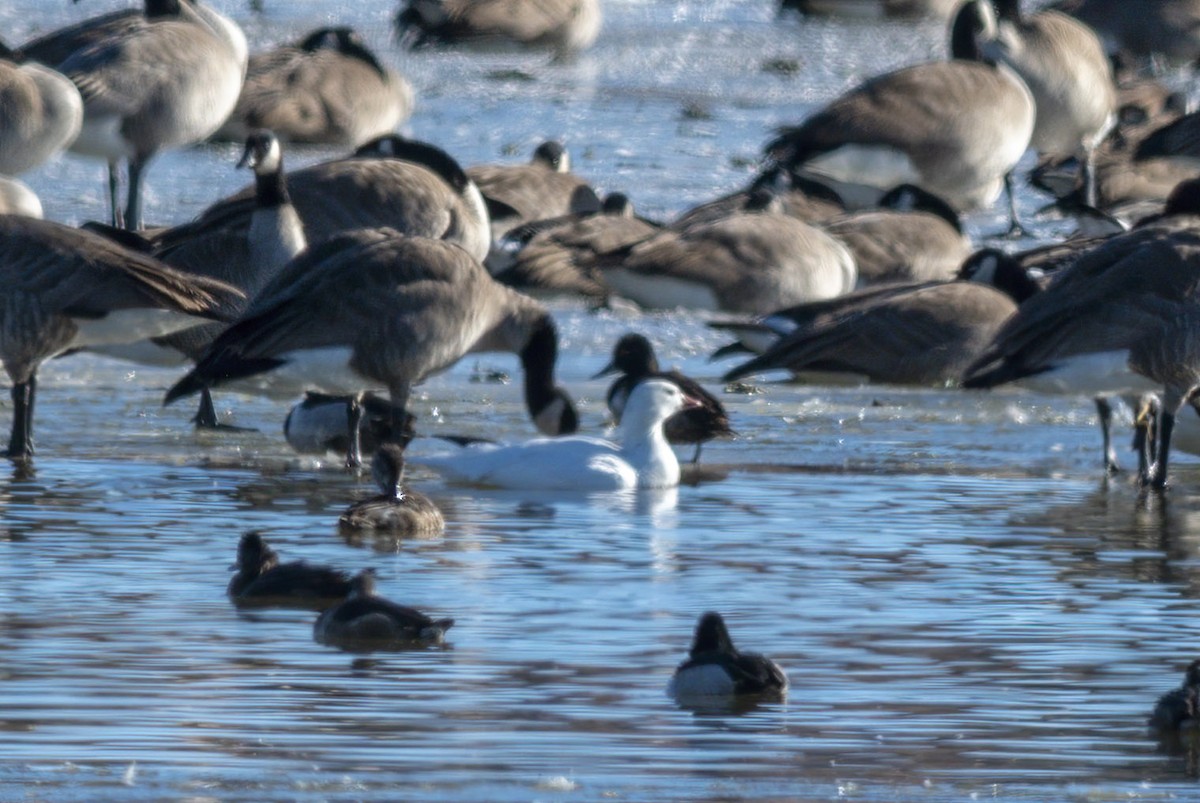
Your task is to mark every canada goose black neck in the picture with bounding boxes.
[692,612,737,656]
[950,0,993,62]
[354,136,470,194]
[146,0,185,19]
[1163,179,1200,218]
[533,141,569,172]
[879,184,963,233]
[958,248,1041,303]
[299,27,389,80]
[520,316,578,434]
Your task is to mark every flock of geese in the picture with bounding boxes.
[4,0,1200,704]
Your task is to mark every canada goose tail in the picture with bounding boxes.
[721,350,785,383]
[80,221,156,253]
[164,354,286,405]
[709,340,755,361]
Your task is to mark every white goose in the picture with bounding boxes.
[415,379,699,491]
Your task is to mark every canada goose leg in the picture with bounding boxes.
[1003,171,1027,239]
[1133,394,1160,486]
[6,375,35,461]
[690,442,703,465]
[1082,145,1098,209]
[107,160,123,229]
[1143,391,1180,490]
[1095,396,1120,474]
[345,392,365,471]
[386,383,413,450]
[192,388,256,432]
[125,154,152,232]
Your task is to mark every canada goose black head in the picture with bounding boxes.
[532,140,569,172]
[957,248,1042,303]
[879,183,963,232]
[521,316,578,435]
[236,130,288,207]
[354,135,471,194]
[602,192,634,216]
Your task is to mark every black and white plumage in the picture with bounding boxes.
[227,531,352,610]
[284,391,399,457]
[314,569,454,648]
[594,333,732,463]
[667,612,788,698]
[339,444,445,535]
[1149,659,1200,731]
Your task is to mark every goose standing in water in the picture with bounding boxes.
[314,569,454,648]
[766,0,1034,231]
[164,229,578,467]
[978,0,1116,207]
[594,333,732,464]
[55,0,247,229]
[216,27,413,147]
[395,0,603,57]
[415,380,696,491]
[468,141,602,241]
[339,444,445,535]
[0,216,241,459]
[227,531,352,610]
[964,179,1200,488]
[0,44,83,177]
[668,612,788,699]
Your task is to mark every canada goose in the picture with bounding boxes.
[598,189,857,315]
[468,141,601,241]
[284,391,398,457]
[338,444,445,535]
[0,215,241,459]
[1054,0,1200,67]
[670,166,845,231]
[181,134,493,264]
[416,379,697,491]
[227,531,352,610]
[0,177,43,218]
[1149,659,1200,730]
[164,229,578,467]
[215,27,414,147]
[978,0,1115,206]
[314,569,454,648]
[781,0,959,19]
[822,184,972,286]
[0,47,83,176]
[667,612,788,699]
[55,0,247,229]
[594,333,732,464]
[395,0,602,57]
[964,179,1200,486]
[492,193,661,298]
[765,0,1035,231]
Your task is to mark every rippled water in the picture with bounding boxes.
[3,1,1200,800]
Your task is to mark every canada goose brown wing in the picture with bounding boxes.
[469,164,600,224]
[18,8,143,68]
[824,209,970,284]
[440,0,581,43]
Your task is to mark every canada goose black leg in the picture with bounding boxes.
[192,388,256,432]
[1082,146,1098,209]
[690,443,703,465]
[6,375,35,461]
[1003,171,1028,239]
[1134,394,1160,487]
[125,155,150,232]
[106,161,124,229]
[1141,401,1175,491]
[346,393,365,470]
[1095,396,1120,474]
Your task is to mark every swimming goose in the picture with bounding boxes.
[765,0,1035,231]
[492,193,661,298]
[339,444,445,535]
[415,379,697,491]
[56,0,247,229]
[964,179,1200,486]
[594,333,732,463]
[395,0,603,57]
[1149,659,1200,730]
[0,216,241,459]
[468,141,602,241]
[667,612,788,699]
[164,229,578,466]
[823,184,972,286]
[0,46,83,176]
[598,190,857,315]
[314,569,454,648]
[216,27,414,147]
[978,0,1116,207]
[227,531,353,610]
[1055,0,1200,67]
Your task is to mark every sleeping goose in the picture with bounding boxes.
[0,44,83,176]
[216,27,413,147]
[594,333,732,463]
[395,0,603,57]
[668,612,788,699]
[415,379,696,491]
[55,0,247,229]
[164,229,578,467]
[0,216,241,459]
[766,0,1035,231]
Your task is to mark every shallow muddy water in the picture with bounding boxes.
[2,1,1200,800]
